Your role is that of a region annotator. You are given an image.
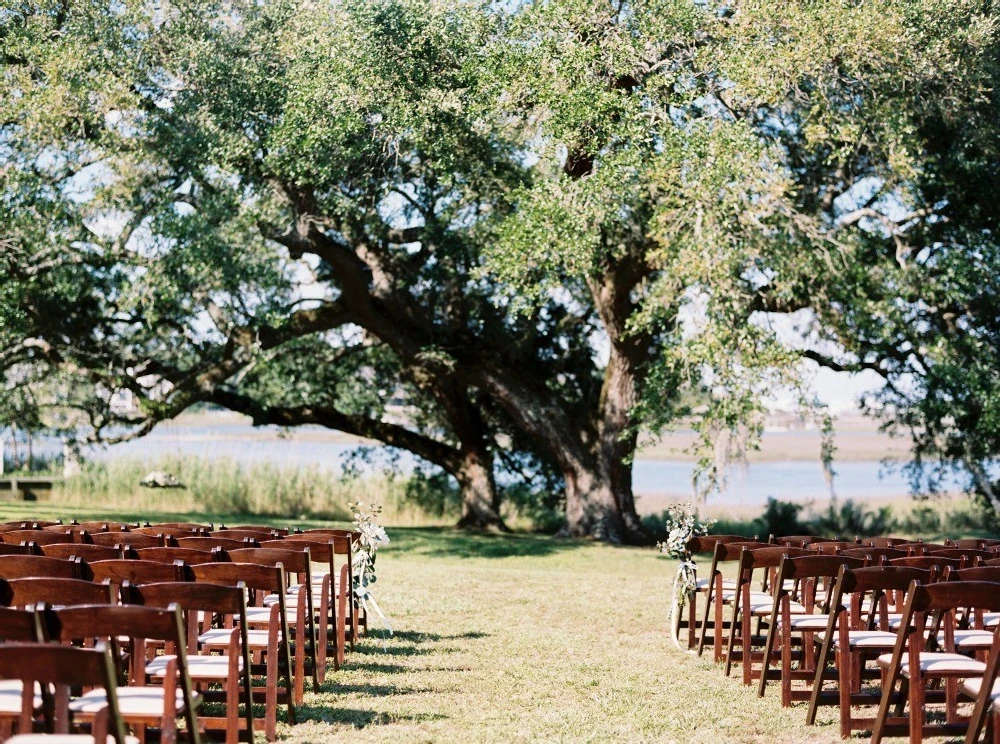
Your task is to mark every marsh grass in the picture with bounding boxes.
[49,456,447,526]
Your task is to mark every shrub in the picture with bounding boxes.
[811,498,896,538]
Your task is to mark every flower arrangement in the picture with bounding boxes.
[348,500,392,635]
[656,499,714,563]
[657,499,714,651]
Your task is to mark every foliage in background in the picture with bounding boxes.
[3,0,1000,540]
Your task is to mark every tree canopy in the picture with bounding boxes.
[2,0,999,540]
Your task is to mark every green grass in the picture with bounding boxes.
[278,528,848,743]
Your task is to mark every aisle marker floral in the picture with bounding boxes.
[657,499,714,651]
[348,500,392,636]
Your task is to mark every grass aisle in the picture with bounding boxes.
[285,529,844,743]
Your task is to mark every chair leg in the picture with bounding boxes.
[724,604,740,677]
[757,614,779,698]
[687,590,697,649]
[870,666,900,744]
[838,649,853,738]
[698,581,715,657]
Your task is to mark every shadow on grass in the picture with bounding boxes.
[383,527,587,559]
[342,661,409,675]
[351,629,490,657]
[323,682,432,696]
[298,708,446,728]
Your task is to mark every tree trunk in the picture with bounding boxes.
[454,447,508,532]
[561,459,627,541]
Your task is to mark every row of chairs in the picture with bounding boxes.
[0,520,368,743]
[680,534,1000,742]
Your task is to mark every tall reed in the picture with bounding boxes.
[52,456,449,526]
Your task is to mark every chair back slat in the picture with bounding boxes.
[5,577,114,607]
[138,547,219,565]
[0,554,80,580]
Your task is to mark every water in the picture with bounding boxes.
[24,422,968,506]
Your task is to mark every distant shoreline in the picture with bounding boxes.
[167,410,911,464]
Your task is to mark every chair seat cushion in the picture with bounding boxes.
[721,590,773,604]
[70,686,189,717]
[0,681,41,713]
[817,630,898,649]
[147,654,242,679]
[959,676,1000,706]
[748,600,806,616]
[8,736,140,744]
[246,606,300,623]
[778,615,830,630]
[199,628,279,649]
[941,629,995,649]
[695,578,737,592]
[985,612,1000,628]
[877,651,986,676]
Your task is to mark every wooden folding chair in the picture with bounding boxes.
[0,607,48,737]
[962,624,1000,744]
[0,643,128,743]
[872,580,1000,743]
[82,559,186,594]
[45,603,202,744]
[807,565,931,737]
[229,546,320,695]
[261,534,356,664]
[695,539,770,660]
[125,581,252,744]
[724,545,812,684]
[758,554,866,705]
[285,529,368,650]
[187,563,295,741]
[678,535,756,650]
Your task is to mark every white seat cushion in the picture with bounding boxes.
[960,676,1000,704]
[985,612,1000,628]
[70,686,187,716]
[779,615,830,630]
[748,600,806,616]
[8,736,140,744]
[199,628,279,649]
[818,630,898,649]
[147,654,242,679]
[694,578,737,592]
[0,681,41,713]
[877,651,987,676]
[721,590,773,603]
[245,607,300,623]
[941,630,995,649]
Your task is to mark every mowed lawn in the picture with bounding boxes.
[0,503,852,742]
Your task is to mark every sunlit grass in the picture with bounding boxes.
[275,529,848,743]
